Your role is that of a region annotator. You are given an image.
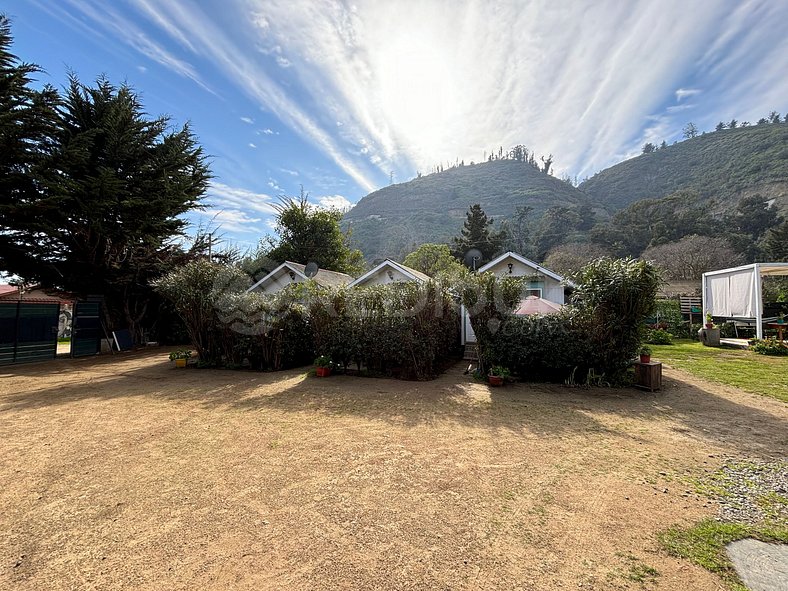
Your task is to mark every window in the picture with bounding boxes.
[525,288,542,298]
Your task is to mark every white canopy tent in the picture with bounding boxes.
[702,262,788,339]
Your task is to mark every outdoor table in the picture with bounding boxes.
[766,322,786,342]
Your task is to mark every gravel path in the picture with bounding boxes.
[704,460,788,525]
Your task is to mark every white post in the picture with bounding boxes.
[754,264,763,340]
[460,303,466,345]
[701,273,707,324]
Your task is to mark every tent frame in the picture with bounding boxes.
[702,262,788,340]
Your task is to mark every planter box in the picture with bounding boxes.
[175,358,187,368]
[488,375,504,387]
[315,366,332,377]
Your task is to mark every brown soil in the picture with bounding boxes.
[1,350,786,590]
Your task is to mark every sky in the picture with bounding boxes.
[6,0,788,251]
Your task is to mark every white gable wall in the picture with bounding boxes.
[355,266,414,287]
[251,267,304,294]
[481,258,565,304]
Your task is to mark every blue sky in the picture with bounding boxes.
[6,0,788,251]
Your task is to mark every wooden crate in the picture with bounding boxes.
[634,361,662,392]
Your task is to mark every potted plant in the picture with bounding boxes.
[488,365,510,386]
[639,346,652,364]
[705,312,714,329]
[314,355,333,377]
[169,349,192,368]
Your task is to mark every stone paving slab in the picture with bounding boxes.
[727,539,788,591]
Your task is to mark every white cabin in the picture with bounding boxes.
[462,252,569,344]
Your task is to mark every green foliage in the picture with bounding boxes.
[168,350,192,361]
[313,355,333,368]
[402,243,466,279]
[639,345,652,355]
[645,329,673,345]
[573,258,661,376]
[264,190,365,275]
[155,260,313,370]
[488,365,511,378]
[581,122,788,211]
[343,159,588,261]
[450,204,506,264]
[748,338,788,356]
[0,31,210,341]
[462,258,659,382]
[653,299,686,334]
[308,282,459,380]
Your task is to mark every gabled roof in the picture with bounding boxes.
[247,261,353,292]
[348,259,431,288]
[478,251,565,283]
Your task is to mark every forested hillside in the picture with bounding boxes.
[343,159,591,261]
[579,121,788,211]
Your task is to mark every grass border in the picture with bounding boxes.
[659,520,788,590]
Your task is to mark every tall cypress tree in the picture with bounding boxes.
[451,204,506,265]
[0,16,211,339]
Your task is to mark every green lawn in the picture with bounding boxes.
[650,339,788,403]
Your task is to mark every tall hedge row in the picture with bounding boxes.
[309,282,460,380]
[156,260,460,378]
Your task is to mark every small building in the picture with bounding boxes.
[462,252,570,345]
[247,261,353,295]
[348,259,431,288]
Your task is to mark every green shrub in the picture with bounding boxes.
[653,299,684,333]
[463,258,660,383]
[645,329,673,344]
[749,338,788,356]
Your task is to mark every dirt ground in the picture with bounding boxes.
[1,350,786,590]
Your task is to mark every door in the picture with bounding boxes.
[71,301,102,357]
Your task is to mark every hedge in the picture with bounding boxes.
[463,258,660,383]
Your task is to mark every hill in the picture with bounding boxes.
[343,160,590,261]
[579,122,788,212]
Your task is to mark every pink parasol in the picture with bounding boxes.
[514,295,564,315]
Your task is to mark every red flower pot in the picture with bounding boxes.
[315,366,332,377]
[639,354,651,363]
[705,323,714,329]
[488,375,504,386]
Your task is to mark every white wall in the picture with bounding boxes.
[355,265,413,287]
[251,267,305,294]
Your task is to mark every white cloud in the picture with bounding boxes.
[200,209,262,234]
[240,116,254,124]
[248,142,257,148]
[124,0,378,191]
[77,0,788,189]
[262,128,276,135]
[62,0,215,94]
[315,194,352,211]
[276,56,291,68]
[280,168,299,176]
[206,181,276,215]
[137,65,147,73]
[675,88,701,101]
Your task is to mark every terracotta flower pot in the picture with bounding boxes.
[705,323,714,329]
[639,354,651,364]
[316,366,332,377]
[488,375,504,387]
[175,358,187,368]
